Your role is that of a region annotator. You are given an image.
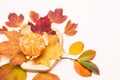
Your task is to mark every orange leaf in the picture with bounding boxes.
[29,11,39,23]
[0,26,8,31]
[0,31,21,56]
[0,55,2,61]
[32,72,60,80]
[48,34,59,45]
[48,8,67,23]
[74,60,92,77]
[64,20,78,36]
[5,13,24,27]
[69,41,84,55]
[9,51,26,66]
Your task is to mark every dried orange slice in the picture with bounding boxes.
[19,24,48,58]
[19,32,46,57]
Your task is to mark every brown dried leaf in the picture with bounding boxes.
[9,51,26,66]
[0,26,8,31]
[0,31,21,56]
[64,20,78,36]
[48,8,67,23]
[32,72,60,80]
[5,13,24,27]
[0,64,27,80]
[29,11,39,23]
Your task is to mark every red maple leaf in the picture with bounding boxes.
[28,16,56,35]
[48,8,67,23]
[29,11,39,23]
[5,13,24,27]
[64,20,78,36]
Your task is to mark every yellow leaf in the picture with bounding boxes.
[35,43,64,66]
[69,41,84,55]
[32,72,60,80]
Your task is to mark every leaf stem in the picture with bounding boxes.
[61,57,77,61]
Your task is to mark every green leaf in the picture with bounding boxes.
[0,64,27,80]
[80,61,100,75]
[78,50,96,61]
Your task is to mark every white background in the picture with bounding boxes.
[0,0,120,80]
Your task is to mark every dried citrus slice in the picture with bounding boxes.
[19,32,46,57]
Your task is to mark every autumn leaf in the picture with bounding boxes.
[69,41,84,55]
[0,26,8,31]
[0,31,21,56]
[29,16,56,35]
[64,20,78,36]
[78,50,96,61]
[35,43,64,66]
[9,51,26,66]
[32,72,60,80]
[0,55,2,61]
[0,64,27,80]
[5,13,24,27]
[48,34,59,46]
[29,11,39,23]
[80,61,100,75]
[74,60,92,77]
[48,8,67,23]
